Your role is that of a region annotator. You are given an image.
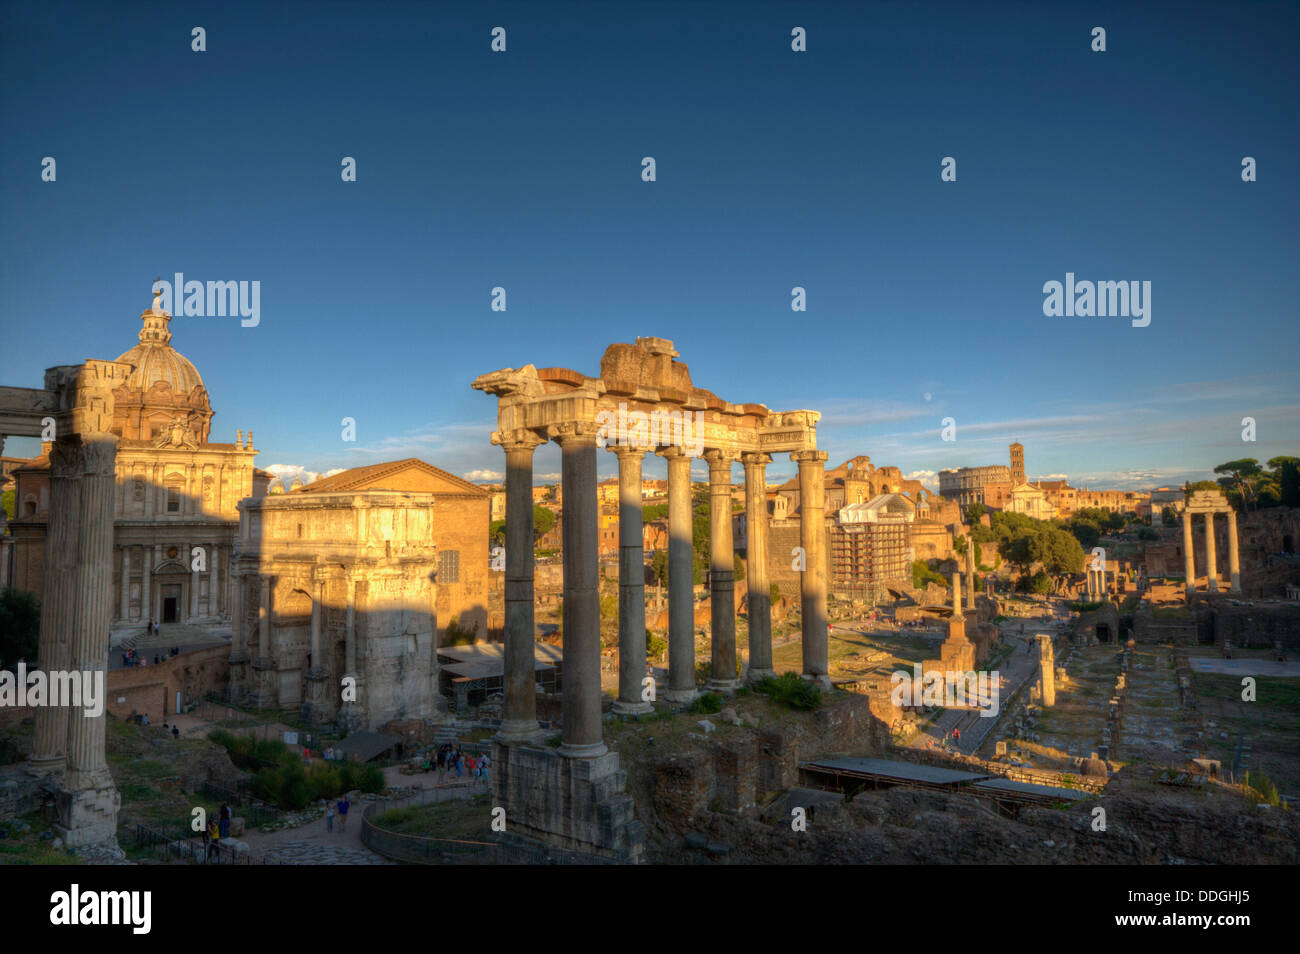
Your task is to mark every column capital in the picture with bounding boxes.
[657,445,695,460]
[703,448,740,466]
[741,452,772,467]
[791,449,828,465]
[548,421,601,446]
[610,443,646,460]
[496,428,545,452]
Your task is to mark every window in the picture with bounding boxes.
[166,487,181,513]
[439,550,460,584]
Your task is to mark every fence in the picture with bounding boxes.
[199,781,283,829]
[133,822,276,865]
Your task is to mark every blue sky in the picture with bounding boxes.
[2,0,1296,491]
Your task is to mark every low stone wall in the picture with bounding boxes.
[107,643,230,723]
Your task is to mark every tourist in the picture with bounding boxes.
[481,753,490,783]
[455,755,462,779]
[219,803,231,840]
[325,802,335,832]
[338,795,350,832]
[172,726,180,739]
[207,819,220,861]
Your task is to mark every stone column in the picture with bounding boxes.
[498,432,542,741]
[742,453,774,683]
[556,423,605,758]
[64,435,118,795]
[794,450,830,687]
[339,579,362,732]
[613,446,651,714]
[1182,510,1195,596]
[119,546,130,621]
[1227,509,1241,593]
[309,578,323,670]
[140,546,151,623]
[189,543,201,619]
[661,447,696,703]
[1205,513,1218,593]
[209,544,219,617]
[965,538,975,608]
[1036,633,1056,707]
[230,570,245,656]
[29,440,80,777]
[705,450,739,692]
[257,577,272,659]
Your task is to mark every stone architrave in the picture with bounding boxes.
[705,450,739,691]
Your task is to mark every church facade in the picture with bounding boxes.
[7,291,268,630]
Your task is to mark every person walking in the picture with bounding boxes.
[219,803,231,840]
[337,795,350,832]
[325,802,335,833]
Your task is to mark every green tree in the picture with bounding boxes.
[965,502,987,523]
[533,505,556,541]
[1269,456,1300,508]
[650,549,669,587]
[489,519,506,547]
[0,588,40,669]
[1214,459,1263,511]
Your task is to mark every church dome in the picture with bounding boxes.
[111,289,213,443]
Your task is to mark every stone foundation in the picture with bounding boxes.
[54,780,121,849]
[491,740,644,863]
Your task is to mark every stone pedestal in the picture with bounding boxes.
[301,669,334,725]
[54,782,122,850]
[249,658,277,708]
[491,740,644,863]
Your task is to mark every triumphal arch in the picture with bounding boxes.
[473,336,826,860]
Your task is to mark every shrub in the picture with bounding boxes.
[444,616,479,646]
[689,692,724,715]
[646,632,667,658]
[754,672,822,710]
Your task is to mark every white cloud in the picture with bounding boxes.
[264,463,325,490]
[906,469,936,480]
[463,469,503,483]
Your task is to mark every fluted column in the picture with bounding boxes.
[556,423,605,758]
[794,450,830,687]
[706,450,739,691]
[743,453,773,683]
[613,446,651,714]
[498,431,543,740]
[1227,509,1241,593]
[65,434,118,791]
[661,447,696,703]
[1182,510,1195,596]
[29,440,80,777]
[1205,513,1218,593]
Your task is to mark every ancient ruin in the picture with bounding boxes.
[472,337,825,859]
[1182,489,1242,596]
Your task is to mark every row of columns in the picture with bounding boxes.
[496,425,829,757]
[1181,509,1241,595]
